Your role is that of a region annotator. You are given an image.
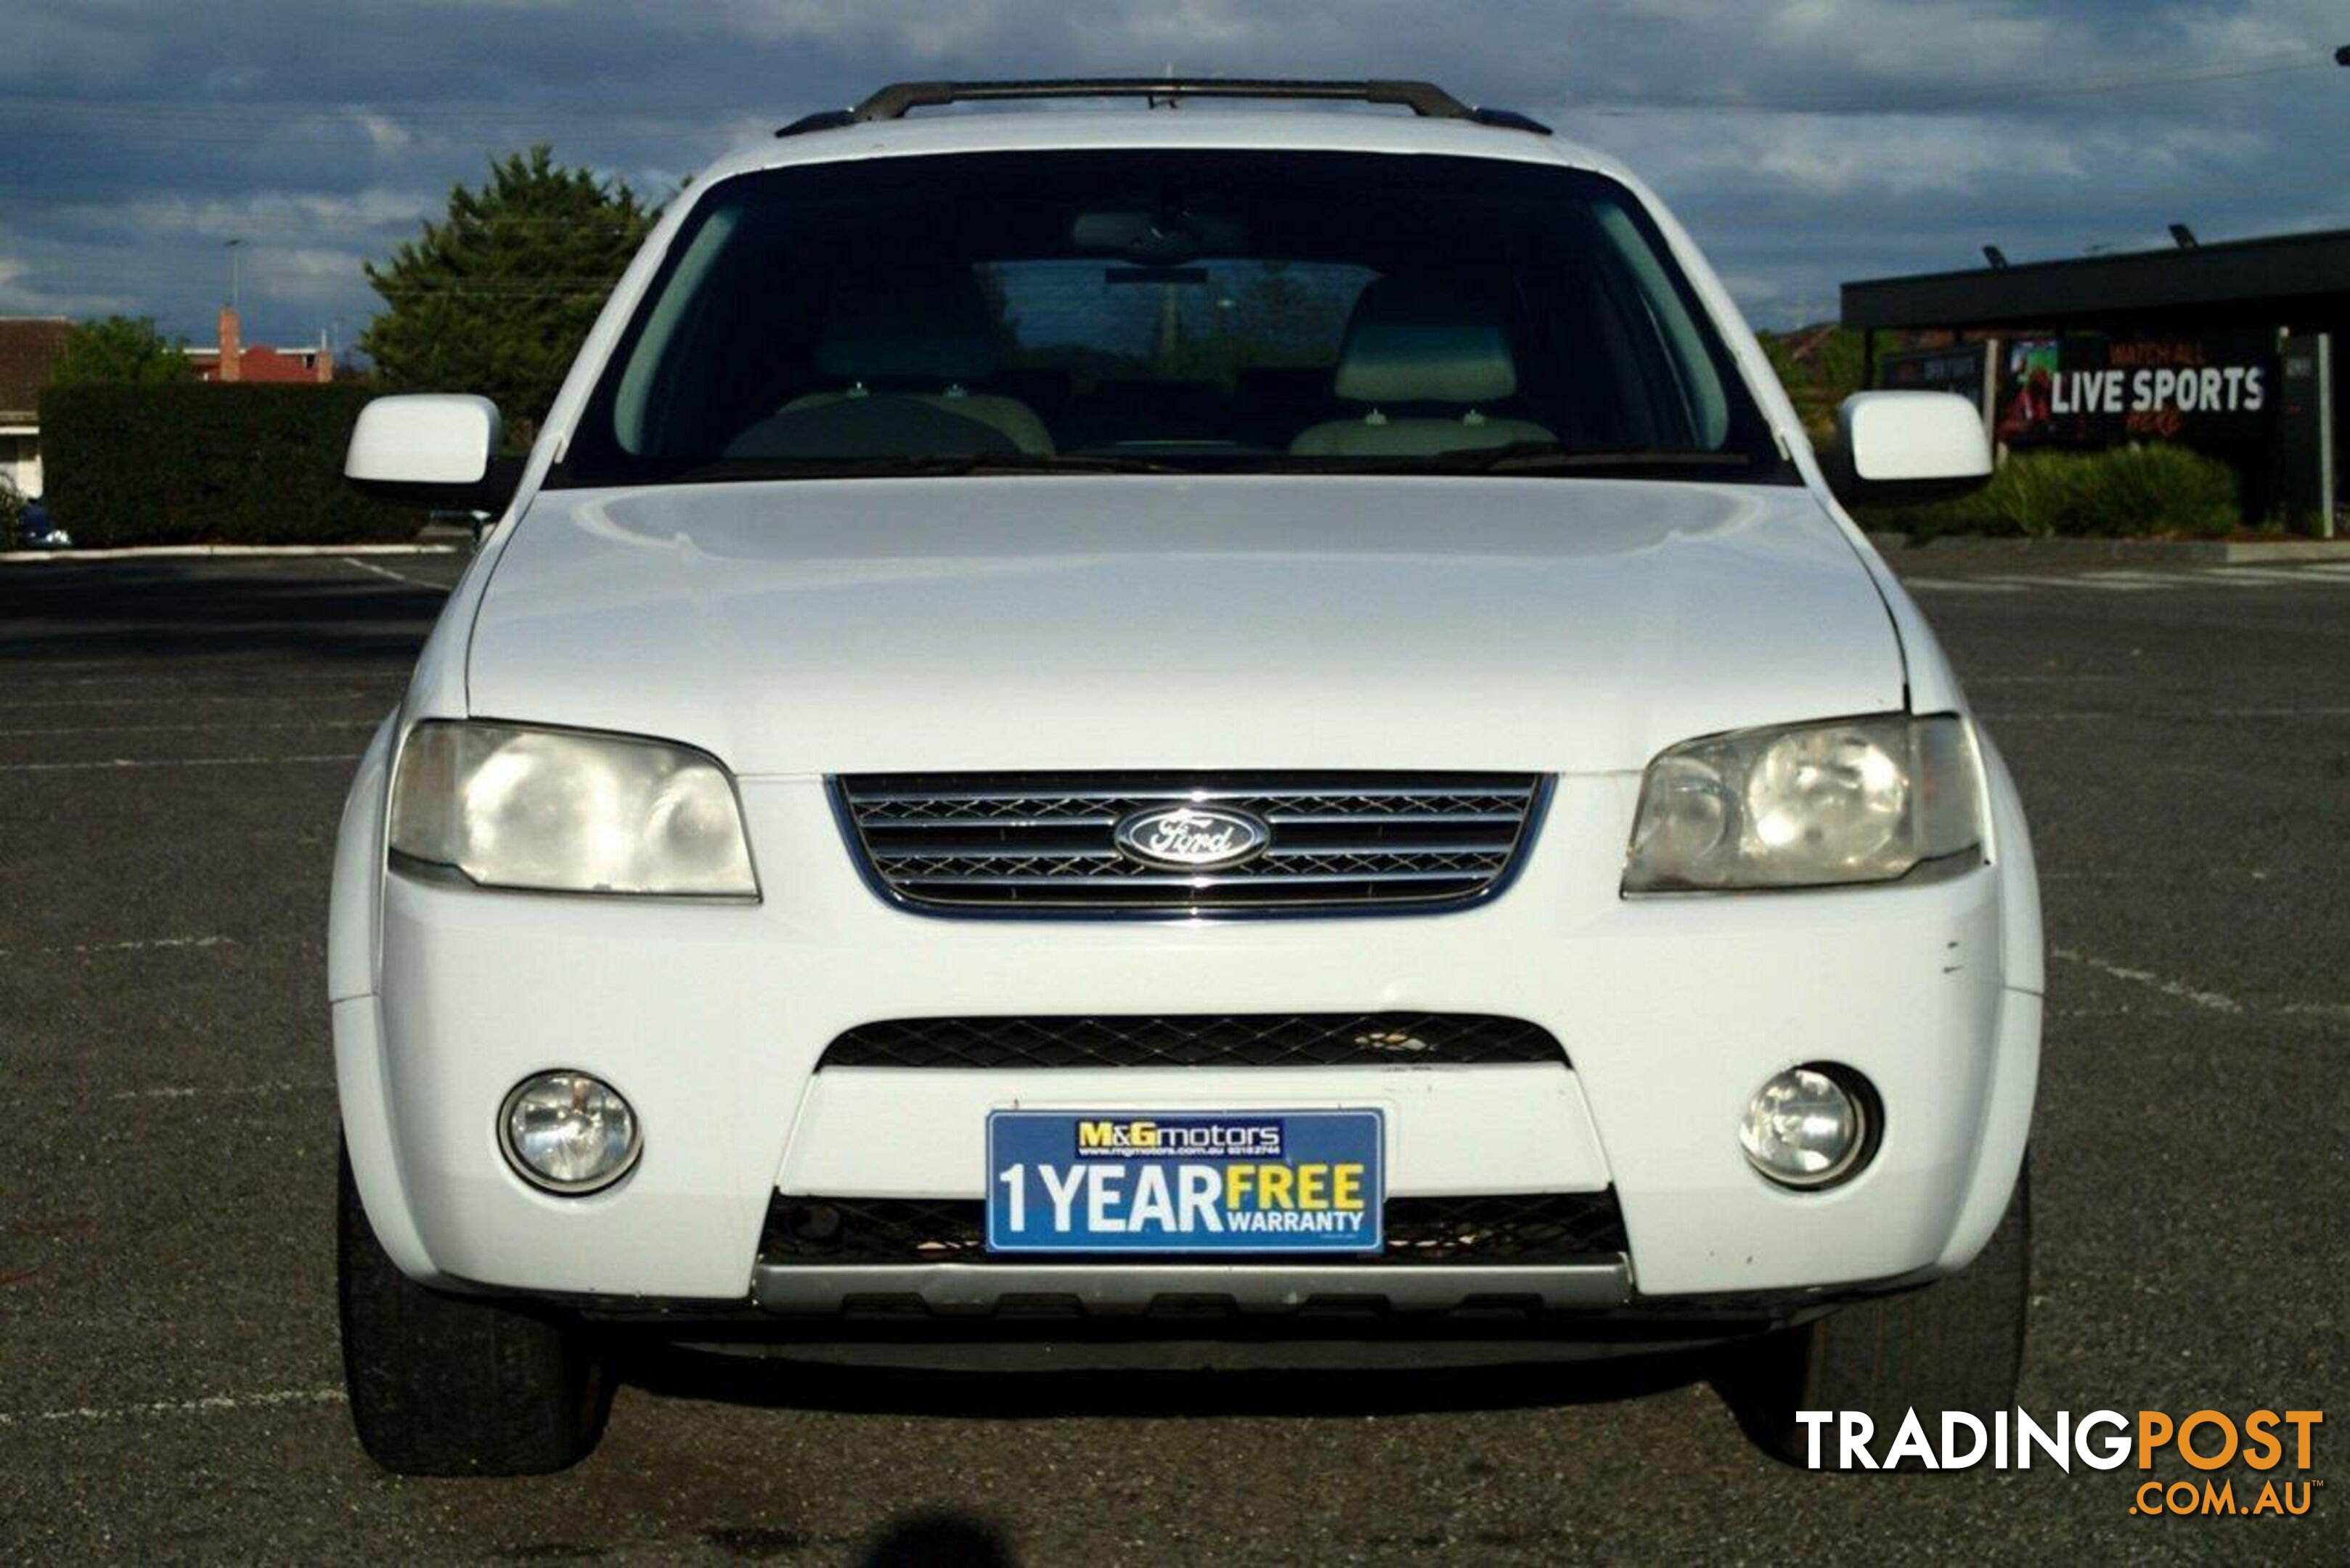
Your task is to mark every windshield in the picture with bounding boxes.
[555,150,1790,486]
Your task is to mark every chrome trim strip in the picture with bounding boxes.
[872,841,1514,861]
[1261,810,1528,826]
[1262,840,1517,857]
[753,1259,1631,1314]
[861,810,1530,831]
[865,814,1122,832]
[847,783,1537,807]
[876,845,1125,860]
[884,868,1498,888]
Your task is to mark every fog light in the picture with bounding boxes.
[499,1071,641,1195]
[1741,1065,1872,1189]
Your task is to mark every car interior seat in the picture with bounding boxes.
[1289,279,1556,458]
[733,267,1054,457]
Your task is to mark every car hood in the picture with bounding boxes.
[468,476,1903,776]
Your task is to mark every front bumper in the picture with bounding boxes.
[337,772,2039,1305]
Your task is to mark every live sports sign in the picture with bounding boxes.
[1996,331,2274,446]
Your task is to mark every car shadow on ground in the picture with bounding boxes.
[619,1334,1729,1422]
[857,1511,1016,1568]
[0,560,451,666]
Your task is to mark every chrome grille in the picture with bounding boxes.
[833,772,1546,913]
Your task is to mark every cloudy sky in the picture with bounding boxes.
[1,0,2343,354]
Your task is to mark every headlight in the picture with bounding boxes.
[389,721,757,897]
[1623,714,1981,892]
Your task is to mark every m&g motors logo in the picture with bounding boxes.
[1075,1118,1283,1159]
[1799,1407,2323,1516]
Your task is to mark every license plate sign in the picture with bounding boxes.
[986,1109,1384,1254]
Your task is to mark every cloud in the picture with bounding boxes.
[1623,111,2089,201]
[354,111,414,153]
[0,0,2340,343]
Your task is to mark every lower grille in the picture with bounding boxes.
[835,770,1546,914]
[820,1013,1567,1070]
[762,1193,1629,1266]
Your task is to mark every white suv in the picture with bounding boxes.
[332,79,2039,1476]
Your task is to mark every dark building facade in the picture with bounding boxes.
[1843,227,2347,529]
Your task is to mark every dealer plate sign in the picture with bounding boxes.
[985,1109,1384,1254]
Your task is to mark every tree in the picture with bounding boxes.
[1160,262,1358,383]
[1758,324,1866,443]
[49,315,194,386]
[359,145,654,439]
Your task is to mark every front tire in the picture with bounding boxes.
[338,1142,612,1475]
[1725,1156,2030,1468]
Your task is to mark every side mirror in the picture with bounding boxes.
[345,394,521,513]
[1832,391,1993,505]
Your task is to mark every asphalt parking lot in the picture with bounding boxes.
[1,548,2344,1561]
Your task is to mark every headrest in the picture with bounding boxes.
[812,268,998,384]
[1332,279,1517,404]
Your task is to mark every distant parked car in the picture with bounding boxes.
[9,497,70,550]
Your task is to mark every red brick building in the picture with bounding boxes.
[188,308,335,384]
[0,316,73,498]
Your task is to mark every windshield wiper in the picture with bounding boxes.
[964,453,1194,475]
[1448,444,1761,474]
[1257,441,1771,477]
[669,452,1191,483]
[657,445,1770,485]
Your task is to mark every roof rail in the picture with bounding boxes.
[777,78,1551,136]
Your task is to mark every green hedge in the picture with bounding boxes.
[38,383,418,547]
[1855,444,2242,540]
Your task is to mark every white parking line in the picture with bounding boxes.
[1982,706,2350,722]
[3,542,455,562]
[2194,570,2309,587]
[0,719,378,738]
[105,1080,327,1103]
[26,671,401,690]
[1972,574,2108,589]
[2206,568,2335,582]
[0,692,396,711]
[1906,565,2350,594]
[2052,947,2242,1013]
[0,1387,345,1429]
[1901,577,2028,594]
[2063,573,2174,592]
[0,753,361,773]
[0,657,330,674]
[0,934,234,959]
[1976,710,2122,721]
[2211,706,2350,718]
[340,555,450,589]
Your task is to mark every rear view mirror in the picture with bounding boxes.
[345,394,520,513]
[1069,208,1247,263]
[1832,391,1993,505]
